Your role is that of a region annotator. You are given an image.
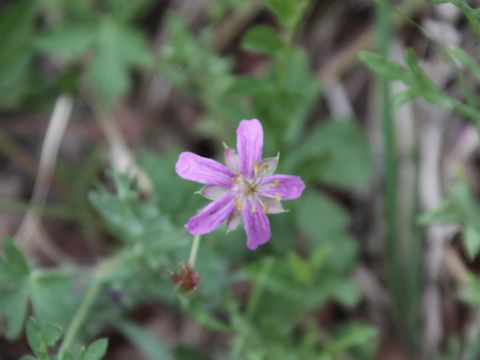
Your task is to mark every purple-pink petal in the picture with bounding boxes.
[186,194,236,235]
[175,152,235,186]
[236,119,263,179]
[260,175,305,200]
[242,199,271,250]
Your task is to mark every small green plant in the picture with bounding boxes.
[21,318,108,360]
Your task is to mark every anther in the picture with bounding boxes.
[234,198,243,211]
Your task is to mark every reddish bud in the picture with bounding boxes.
[171,264,200,295]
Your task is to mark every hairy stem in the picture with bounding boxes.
[58,258,117,357]
[58,279,103,357]
[188,235,201,267]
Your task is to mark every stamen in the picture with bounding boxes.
[255,197,269,214]
[273,180,279,187]
[251,207,257,214]
[262,164,269,175]
[275,194,282,201]
[234,198,243,211]
[254,162,259,176]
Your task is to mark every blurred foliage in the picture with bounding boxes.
[421,177,480,259]
[21,318,108,360]
[360,45,480,126]
[0,0,379,358]
[363,1,480,357]
[0,238,74,340]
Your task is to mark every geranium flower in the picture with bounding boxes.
[175,119,305,250]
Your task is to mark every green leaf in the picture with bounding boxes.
[42,322,63,347]
[34,24,97,58]
[288,253,311,285]
[323,323,377,356]
[0,0,36,65]
[266,0,306,30]
[24,318,62,358]
[60,350,74,360]
[418,200,461,225]
[79,338,109,360]
[0,238,31,339]
[0,241,72,342]
[1,237,30,278]
[115,320,172,360]
[465,225,480,260]
[0,0,36,109]
[446,0,480,37]
[393,89,417,107]
[87,18,151,105]
[241,25,284,55]
[289,121,371,188]
[138,151,203,227]
[0,284,30,339]
[295,190,350,248]
[29,270,74,327]
[25,318,43,356]
[448,46,480,84]
[359,51,409,81]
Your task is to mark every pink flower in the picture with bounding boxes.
[175,119,305,250]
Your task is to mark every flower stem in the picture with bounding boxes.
[58,258,116,357]
[188,235,201,267]
[58,278,103,357]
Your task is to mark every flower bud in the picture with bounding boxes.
[171,264,200,295]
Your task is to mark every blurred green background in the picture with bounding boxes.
[1,0,480,359]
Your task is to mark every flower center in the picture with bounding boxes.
[233,174,258,196]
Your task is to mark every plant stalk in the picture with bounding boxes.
[58,278,103,357]
[188,235,201,267]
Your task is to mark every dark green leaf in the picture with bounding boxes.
[34,24,97,58]
[241,25,284,55]
[0,0,36,109]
